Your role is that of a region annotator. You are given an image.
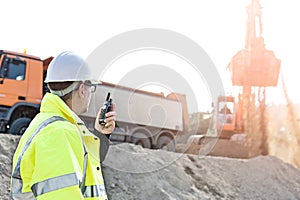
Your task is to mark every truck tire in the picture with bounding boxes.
[9,117,31,135]
[131,133,151,149]
[157,136,176,152]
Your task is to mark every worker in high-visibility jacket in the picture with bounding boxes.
[10,51,116,200]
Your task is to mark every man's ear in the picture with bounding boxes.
[77,83,85,98]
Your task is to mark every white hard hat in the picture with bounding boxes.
[45,51,99,84]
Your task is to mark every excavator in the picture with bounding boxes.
[185,0,281,157]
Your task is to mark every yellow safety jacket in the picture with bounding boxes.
[10,93,109,200]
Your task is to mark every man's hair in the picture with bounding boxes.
[47,82,77,101]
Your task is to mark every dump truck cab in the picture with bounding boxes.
[0,50,52,134]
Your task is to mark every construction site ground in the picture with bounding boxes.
[1,100,300,200]
[1,128,300,200]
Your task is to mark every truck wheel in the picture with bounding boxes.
[131,133,151,149]
[157,136,175,152]
[9,118,31,135]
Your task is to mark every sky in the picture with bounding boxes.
[1,0,299,112]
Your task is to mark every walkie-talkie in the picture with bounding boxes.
[99,92,112,125]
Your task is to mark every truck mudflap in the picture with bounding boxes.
[0,120,8,132]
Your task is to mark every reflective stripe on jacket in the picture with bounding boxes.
[10,93,108,200]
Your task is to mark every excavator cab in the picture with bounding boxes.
[216,96,236,138]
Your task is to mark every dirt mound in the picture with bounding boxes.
[1,133,300,200]
[0,134,20,199]
[103,143,300,200]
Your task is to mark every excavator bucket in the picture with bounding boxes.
[229,48,281,87]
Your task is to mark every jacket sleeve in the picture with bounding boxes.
[29,122,85,200]
[93,129,110,163]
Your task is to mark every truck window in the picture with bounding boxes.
[0,57,26,81]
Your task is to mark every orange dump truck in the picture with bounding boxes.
[0,50,52,134]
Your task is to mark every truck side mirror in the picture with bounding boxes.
[3,65,9,77]
[0,56,9,84]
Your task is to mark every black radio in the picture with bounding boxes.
[99,92,112,125]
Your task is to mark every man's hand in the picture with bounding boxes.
[95,103,116,135]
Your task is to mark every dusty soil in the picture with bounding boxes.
[1,133,300,200]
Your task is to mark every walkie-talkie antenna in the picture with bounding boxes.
[106,92,111,101]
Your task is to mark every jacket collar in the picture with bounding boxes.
[40,93,77,124]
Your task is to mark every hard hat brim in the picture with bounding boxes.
[90,80,102,85]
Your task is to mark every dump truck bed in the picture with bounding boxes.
[82,82,184,131]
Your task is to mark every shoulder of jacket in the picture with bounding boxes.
[34,119,80,140]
